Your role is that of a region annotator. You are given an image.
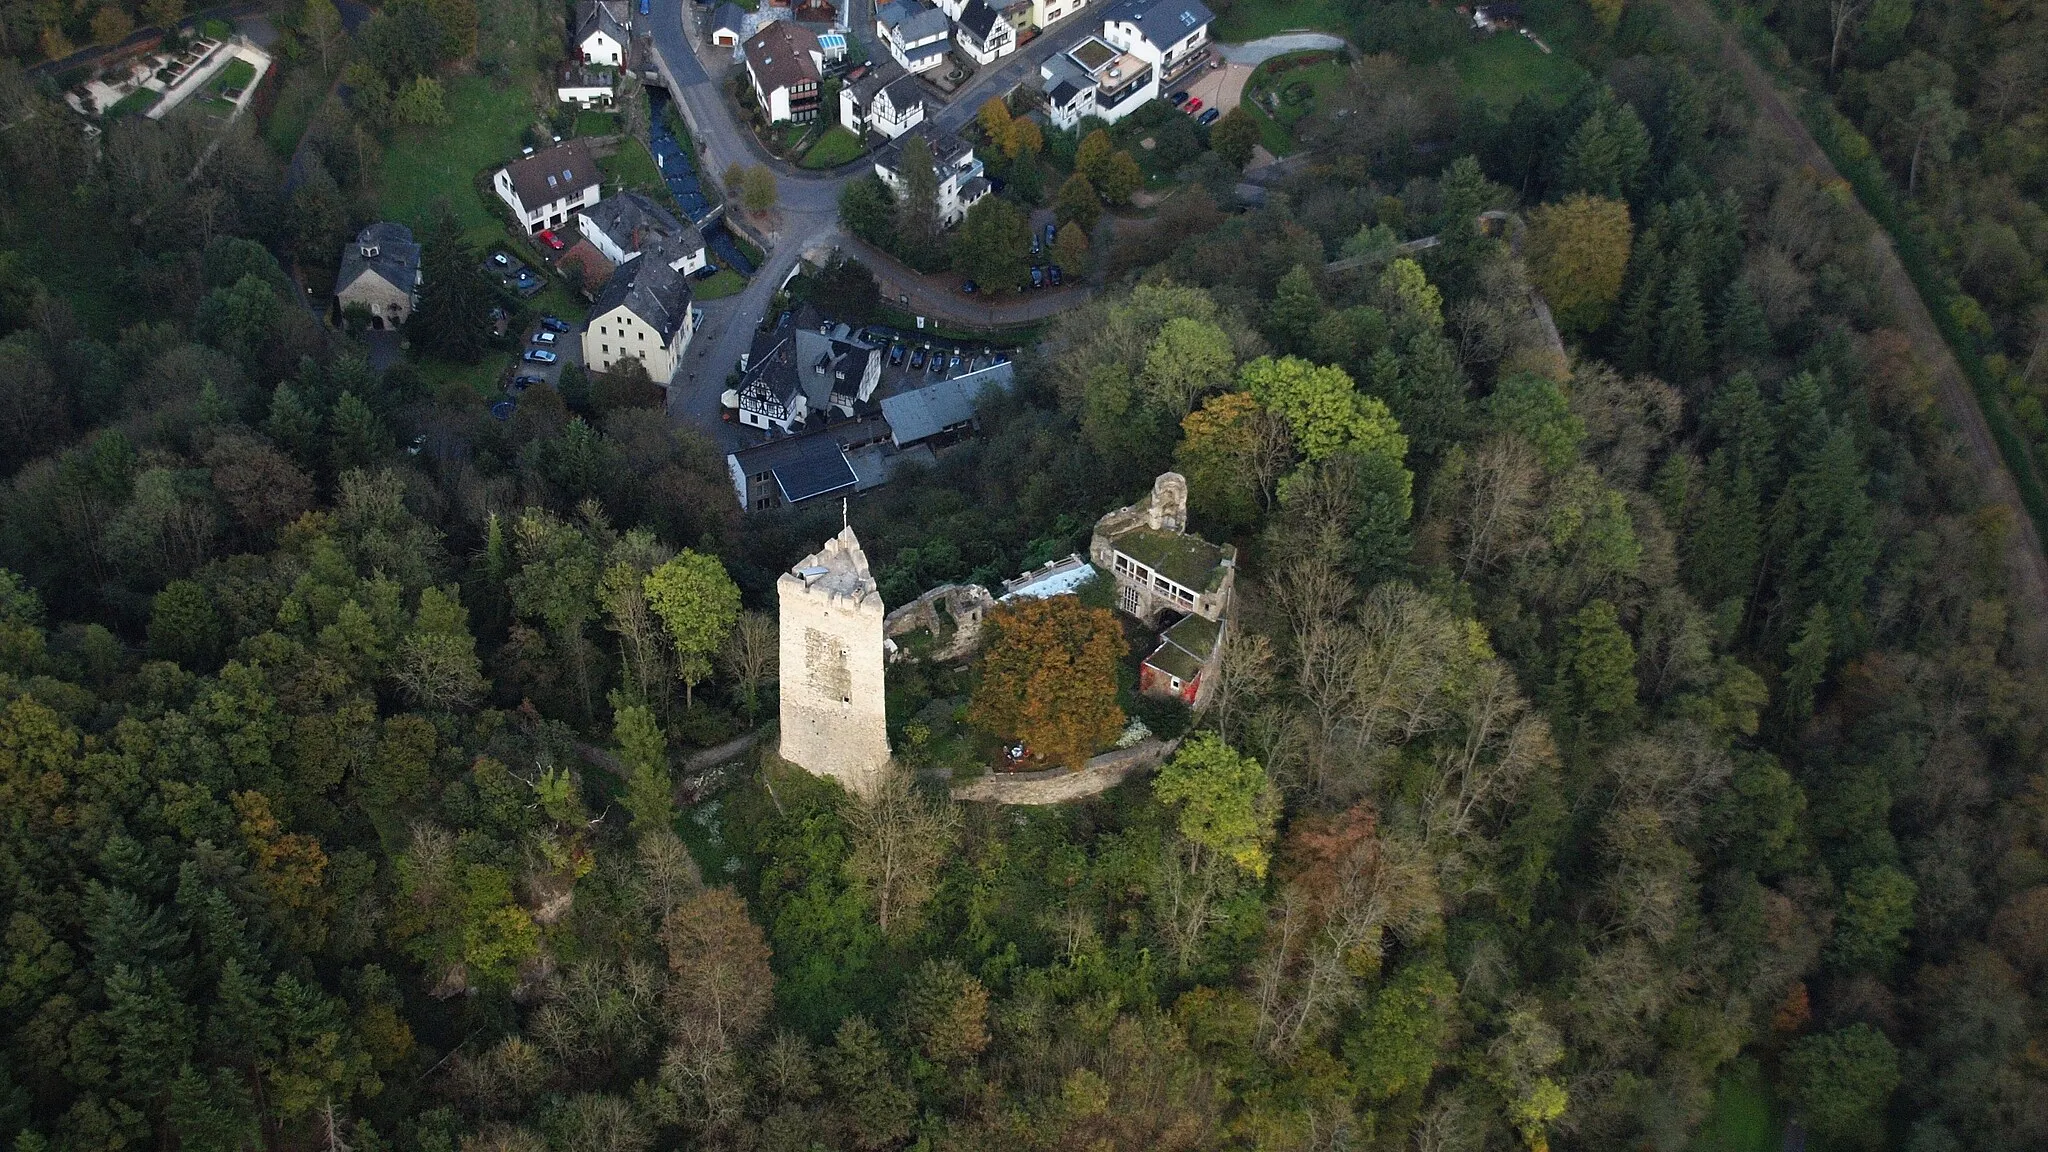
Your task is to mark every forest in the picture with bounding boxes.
[2,0,2048,1151]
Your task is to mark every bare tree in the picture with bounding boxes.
[843,766,958,936]
[719,611,778,723]
[1826,0,1870,79]
[1446,435,1544,579]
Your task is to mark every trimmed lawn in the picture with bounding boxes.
[801,125,864,169]
[573,108,621,138]
[212,57,256,92]
[694,268,747,299]
[1214,0,1349,41]
[1454,31,1586,109]
[779,122,813,153]
[601,137,667,196]
[107,87,160,118]
[1247,58,1346,128]
[377,75,536,242]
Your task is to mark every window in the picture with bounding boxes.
[602,344,610,353]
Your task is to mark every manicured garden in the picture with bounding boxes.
[377,75,537,247]
[212,57,257,93]
[107,87,161,118]
[801,125,865,169]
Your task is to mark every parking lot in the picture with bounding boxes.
[861,327,1014,401]
[495,313,584,417]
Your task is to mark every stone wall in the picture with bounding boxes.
[950,738,1180,804]
[882,582,995,663]
[778,527,892,797]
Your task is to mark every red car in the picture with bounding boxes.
[1184,98,1204,114]
[538,229,565,251]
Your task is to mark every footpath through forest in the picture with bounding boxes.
[1660,0,2048,656]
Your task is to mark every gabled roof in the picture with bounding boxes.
[881,361,1012,444]
[739,322,804,410]
[879,72,926,111]
[958,0,1003,39]
[501,140,600,210]
[588,237,695,344]
[793,327,879,408]
[879,0,952,43]
[582,191,704,259]
[876,123,974,178]
[576,0,630,47]
[1101,0,1213,47]
[334,222,420,297]
[732,433,859,504]
[744,20,824,91]
[1145,612,1220,680]
[1047,77,1084,106]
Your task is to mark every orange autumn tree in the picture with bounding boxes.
[968,596,1125,769]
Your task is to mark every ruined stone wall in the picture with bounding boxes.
[882,582,996,663]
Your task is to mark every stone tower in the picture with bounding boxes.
[777,525,891,796]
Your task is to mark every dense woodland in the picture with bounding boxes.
[2,2,2048,1152]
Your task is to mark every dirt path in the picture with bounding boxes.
[1660,0,2048,652]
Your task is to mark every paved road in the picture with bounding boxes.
[1220,32,1346,64]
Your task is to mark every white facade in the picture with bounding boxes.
[580,27,624,65]
[583,300,697,382]
[841,73,927,139]
[493,168,600,233]
[876,1,953,74]
[875,133,988,227]
[1031,0,1090,27]
[579,219,708,277]
[556,79,614,107]
[955,2,1016,64]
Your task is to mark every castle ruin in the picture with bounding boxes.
[777,525,891,797]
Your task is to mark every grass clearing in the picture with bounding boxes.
[1691,1059,1777,1152]
[601,137,667,196]
[801,125,864,169]
[695,268,747,299]
[1454,31,1587,109]
[419,351,514,403]
[573,108,621,138]
[1246,57,1346,128]
[377,74,536,239]
[1214,0,1349,41]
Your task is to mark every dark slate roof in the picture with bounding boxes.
[881,361,1011,444]
[739,322,803,409]
[879,72,925,110]
[576,0,630,47]
[502,140,599,210]
[731,433,858,503]
[334,222,419,297]
[876,124,973,178]
[710,1,748,33]
[1047,78,1083,105]
[880,0,951,43]
[582,191,704,258]
[744,21,823,92]
[588,237,695,343]
[847,59,905,101]
[958,0,1003,40]
[1101,0,1214,47]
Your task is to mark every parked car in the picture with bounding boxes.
[889,343,906,365]
[960,279,978,294]
[1199,108,1221,126]
[1048,264,1063,286]
[1030,265,1044,289]
[910,347,926,370]
[406,434,426,456]
[1185,98,1204,114]
[510,375,543,393]
[1044,222,1057,247]
[532,331,557,345]
[948,353,962,372]
[492,252,510,267]
[926,349,943,372]
[539,316,570,332]
[1168,90,1189,105]
[523,349,558,364]
[1030,237,1040,255]
[539,229,565,250]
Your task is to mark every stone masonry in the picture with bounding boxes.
[777,525,891,797]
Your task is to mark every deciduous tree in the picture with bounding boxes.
[643,550,741,708]
[968,596,1124,769]
[1524,194,1632,335]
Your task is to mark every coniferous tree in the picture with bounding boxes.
[410,207,493,363]
[1656,266,1710,380]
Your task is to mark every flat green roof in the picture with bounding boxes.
[1112,526,1228,592]
[1145,613,1220,680]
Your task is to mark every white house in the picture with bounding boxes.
[840,62,926,139]
[579,191,708,276]
[954,0,1015,64]
[493,140,602,233]
[1039,34,1153,125]
[1031,0,1091,29]
[556,61,615,108]
[1100,0,1212,74]
[575,0,632,66]
[876,0,953,75]
[583,239,699,385]
[743,20,825,123]
[734,314,883,434]
[875,125,989,227]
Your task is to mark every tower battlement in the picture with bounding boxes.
[777,525,891,796]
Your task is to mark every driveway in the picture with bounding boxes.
[1173,59,1249,115]
[1220,33,1347,65]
